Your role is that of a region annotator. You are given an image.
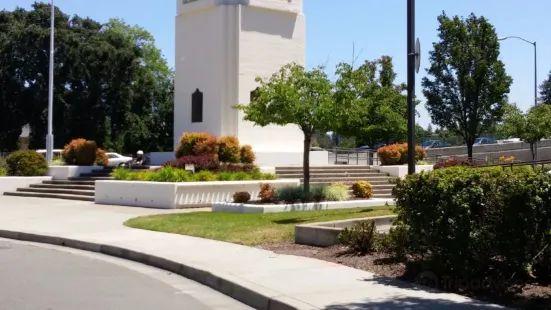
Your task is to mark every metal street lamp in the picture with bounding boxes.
[498,36,537,107]
[407,0,420,175]
[46,0,55,163]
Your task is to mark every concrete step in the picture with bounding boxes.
[346,184,395,190]
[79,172,112,178]
[276,165,373,170]
[276,168,376,173]
[30,184,95,190]
[296,176,393,183]
[68,177,114,181]
[276,172,388,178]
[43,180,96,186]
[16,188,95,196]
[372,193,394,199]
[3,191,94,202]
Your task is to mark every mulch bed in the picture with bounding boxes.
[258,242,551,310]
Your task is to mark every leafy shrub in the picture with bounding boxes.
[259,183,276,203]
[193,135,219,158]
[165,155,220,172]
[0,157,7,175]
[51,156,66,166]
[218,163,256,173]
[321,183,349,201]
[62,138,98,166]
[389,167,551,280]
[377,143,426,166]
[175,132,216,158]
[433,157,477,169]
[376,144,402,165]
[351,181,373,199]
[218,136,241,163]
[338,220,379,254]
[95,148,109,166]
[233,191,251,203]
[277,186,305,203]
[240,145,256,164]
[259,172,277,180]
[499,155,516,163]
[5,150,48,176]
[114,166,270,183]
[190,170,218,182]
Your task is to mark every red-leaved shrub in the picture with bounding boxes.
[164,155,219,171]
[433,157,477,170]
[377,143,426,166]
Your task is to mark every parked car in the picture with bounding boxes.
[421,140,450,149]
[105,152,133,167]
[474,137,497,145]
[500,138,521,144]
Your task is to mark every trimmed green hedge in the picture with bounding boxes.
[5,150,48,176]
[112,166,277,182]
[389,166,551,281]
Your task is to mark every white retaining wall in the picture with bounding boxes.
[95,179,300,209]
[0,177,52,194]
[375,165,434,178]
[47,166,96,180]
[212,198,395,214]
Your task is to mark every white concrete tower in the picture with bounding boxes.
[174,0,317,165]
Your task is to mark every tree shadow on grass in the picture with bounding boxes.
[272,218,309,225]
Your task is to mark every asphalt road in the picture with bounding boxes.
[0,239,254,310]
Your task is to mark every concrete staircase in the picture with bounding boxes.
[275,166,396,198]
[3,167,115,202]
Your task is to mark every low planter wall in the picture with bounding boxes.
[94,179,300,209]
[0,176,52,194]
[295,215,397,247]
[47,166,97,180]
[375,165,433,178]
[212,198,395,214]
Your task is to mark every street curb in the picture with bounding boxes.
[0,229,318,310]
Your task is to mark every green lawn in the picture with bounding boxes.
[124,206,394,246]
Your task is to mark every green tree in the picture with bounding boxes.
[0,4,173,153]
[234,63,334,195]
[539,70,551,105]
[497,103,551,160]
[103,18,174,153]
[334,56,410,147]
[415,124,432,143]
[0,9,29,150]
[422,12,513,158]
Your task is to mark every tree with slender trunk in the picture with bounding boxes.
[497,103,551,160]
[233,63,334,196]
[422,12,513,159]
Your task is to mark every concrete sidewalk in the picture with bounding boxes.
[0,196,506,310]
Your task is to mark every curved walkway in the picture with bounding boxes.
[0,196,506,310]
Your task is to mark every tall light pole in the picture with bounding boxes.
[498,36,537,107]
[407,0,420,175]
[46,0,55,163]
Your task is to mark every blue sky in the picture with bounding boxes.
[3,0,550,128]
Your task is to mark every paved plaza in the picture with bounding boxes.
[0,196,506,310]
